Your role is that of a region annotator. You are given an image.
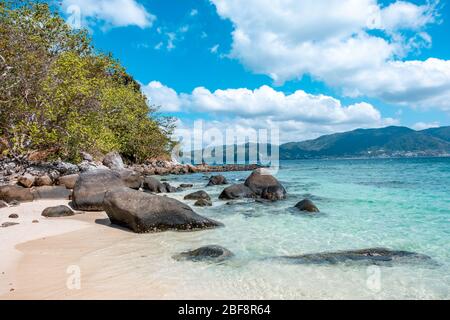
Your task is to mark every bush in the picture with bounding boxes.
[0,0,175,163]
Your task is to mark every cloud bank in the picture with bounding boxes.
[210,0,450,110]
[143,82,398,143]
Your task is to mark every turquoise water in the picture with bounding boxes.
[88,158,450,299]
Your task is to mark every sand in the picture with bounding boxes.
[0,200,183,300]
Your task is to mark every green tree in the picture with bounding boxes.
[0,0,175,162]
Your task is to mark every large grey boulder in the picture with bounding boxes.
[173,245,234,263]
[42,205,75,217]
[58,174,79,189]
[295,199,320,213]
[71,169,124,211]
[219,184,256,200]
[0,185,34,203]
[103,187,223,233]
[118,169,143,190]
[102,152,125,171]
[244,169,286,201]
[273,248,435,266]
[32,186,72,200]
[206,175,228,187]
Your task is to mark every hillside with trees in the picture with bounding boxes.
[0,0,175,163]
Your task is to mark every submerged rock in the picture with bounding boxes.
[273,248,435,266]
[219,184,256,200]
[72,169,124,211]
[42,205,75,217]
[195,199,213,207]
[184,190,211,201]
[0,185,34,203]
[245,169,286,201]
[8,214,19,219]
[103,187,223,233]
[173,245,234,263]
[206,175,228,187]
[295,199,320,213]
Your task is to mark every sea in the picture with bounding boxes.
[85,158,450,299]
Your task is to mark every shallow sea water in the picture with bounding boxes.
[83,158,450,299]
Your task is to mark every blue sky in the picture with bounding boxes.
[58,0,450,143]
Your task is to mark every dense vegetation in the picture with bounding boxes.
[0,0,175,163]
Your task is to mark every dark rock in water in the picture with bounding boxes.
[8,214,19,219]
[118,169,143,190]
[0,200,8,208]
[206,175,228,187]
[35,175,53,187]
[32,186,72,200]
[173,245,234,263]
[143,177,176,193]
[262,186,288,202]
[102,152,125,171]
[274,248,434,266]
[195,199,213,207]
[2,222,19,228]
[72,169,124,211]
[179,184,193,189]
[245,169,286,201]
[8,200,20,207]
[295,199,320,213]
[163,182,178,193]
[0,185,34,203]
[32,220,39,224]
[58,174,79,189]
[143,176,166,193]
[42,205,75,217]
[184,190,211,201]
[18,174,35,188]
[219,184,256,200]
[103,187,223,233]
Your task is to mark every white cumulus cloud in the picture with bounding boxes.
[210,0,450,110]
[63,0,155,29]
[142,82,398,143]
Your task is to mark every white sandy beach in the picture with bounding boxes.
[0,199,197,300]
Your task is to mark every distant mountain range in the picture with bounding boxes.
[280,126,450,159]
[195,126,450,162]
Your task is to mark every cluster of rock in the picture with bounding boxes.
[0,153,262,186]
[1,152,435,268]
[219,168,287,201]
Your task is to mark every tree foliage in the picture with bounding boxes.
[0,0,175,162]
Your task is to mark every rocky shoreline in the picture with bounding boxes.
[0,152,262,186]
[0,151,435,268]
